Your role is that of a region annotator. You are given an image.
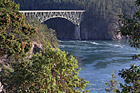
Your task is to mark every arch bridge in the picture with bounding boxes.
[19,10,85,39]
[19,10,85,26]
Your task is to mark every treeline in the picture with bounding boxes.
[15,0,137,17]
[14,0,138,40]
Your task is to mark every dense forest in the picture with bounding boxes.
[14,0,138,40]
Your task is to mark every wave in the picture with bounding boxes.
[89,41,100,45]
[59,45,97,49]
[58,40,63,42]
[104,42,124,48]
[58,40,80,43]
[59,40,125,49]
[59,40,100,44]
[111,44,123,48]
[59,45,80,48]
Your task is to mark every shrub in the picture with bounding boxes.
[25,17,59,48]
[0,0,37,57]
[1,44,89,92]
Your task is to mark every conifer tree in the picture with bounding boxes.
[0,0,38,58]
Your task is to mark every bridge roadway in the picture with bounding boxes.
[19,10,85,12]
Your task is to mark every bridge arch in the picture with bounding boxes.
[45,17,76,40]
[19,10,85,26]
[42,16,79,26]
[19,10,85,40]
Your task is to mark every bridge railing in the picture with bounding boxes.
[19,10,85,13]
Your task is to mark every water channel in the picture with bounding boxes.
[59,40,140,93]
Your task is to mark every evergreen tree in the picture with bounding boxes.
[0,0,38,58]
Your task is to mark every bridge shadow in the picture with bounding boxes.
[44,18,76,40]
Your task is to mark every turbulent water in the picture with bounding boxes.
[59,40,140,93]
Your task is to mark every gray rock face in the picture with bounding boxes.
[80,14,122,40]
[74,26,81,40]
[29,42,42,57]
[44,17,122,40]
[0,82,3,93]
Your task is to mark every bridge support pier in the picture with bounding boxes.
[75,25,81,40]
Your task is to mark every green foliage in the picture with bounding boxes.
[1,44,89,93]
[118,0,140,49]
[25,17,59,48]
[118,64,140,93]
[105,72,119,93]
[106,65,140,93]
[0,0,37,57]
[0,1,88,93]
[119,15,140,48]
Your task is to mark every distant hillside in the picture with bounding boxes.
[14,0,138,40]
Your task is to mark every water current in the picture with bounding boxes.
[59,40,140,93]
